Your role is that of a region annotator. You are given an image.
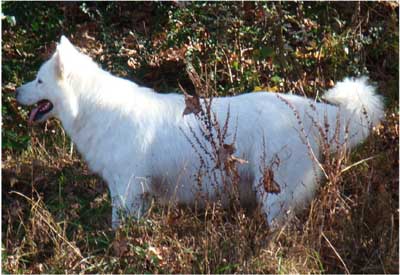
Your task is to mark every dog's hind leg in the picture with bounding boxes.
[252,149,320,229]
[253,180,288,229]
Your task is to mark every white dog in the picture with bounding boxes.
[16,36,384,228]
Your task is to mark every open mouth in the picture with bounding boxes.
[28,100,54,124]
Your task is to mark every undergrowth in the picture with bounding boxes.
[2,2,399,274]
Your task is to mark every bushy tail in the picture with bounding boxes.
[322,76,384,147]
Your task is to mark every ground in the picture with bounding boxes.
[2,2,399,273]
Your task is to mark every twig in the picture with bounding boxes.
[321,231,350,274]
[340,155,376,175]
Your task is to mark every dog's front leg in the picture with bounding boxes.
[111,194,149,228]
[108,176,151,228]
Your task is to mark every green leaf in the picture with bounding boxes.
[232,60,239,70]
[260,46,274,59]
[271,75,281,83]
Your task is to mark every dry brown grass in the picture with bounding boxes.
[2,64,398,274]
[3,2,398,273]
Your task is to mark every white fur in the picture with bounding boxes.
[16,36,384,228]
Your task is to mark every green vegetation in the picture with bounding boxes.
[2,2,398,273]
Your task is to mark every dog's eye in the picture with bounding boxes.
[38,79,43,84]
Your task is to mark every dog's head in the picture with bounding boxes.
[16,36,80,124]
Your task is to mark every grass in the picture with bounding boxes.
[2,1,399,274]
[2,72,398,275]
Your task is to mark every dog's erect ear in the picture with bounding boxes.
[54,51,65,79]
[57,36,78,54]
[60,35,75,49]
[54,36,78,79]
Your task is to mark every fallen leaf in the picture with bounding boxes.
[262,168,281,194]
[113,237,128,257]
[217,143,248,172]
[182,92,201,116]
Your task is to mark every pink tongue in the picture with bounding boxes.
[28,107,40,125]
